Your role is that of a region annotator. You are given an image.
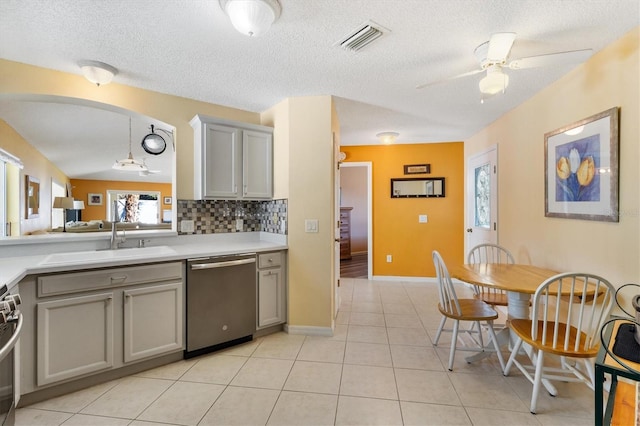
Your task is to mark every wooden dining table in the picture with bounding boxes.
[450,262,572,397]
[450,263,561,320]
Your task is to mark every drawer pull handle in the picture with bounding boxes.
[110,276,127,283]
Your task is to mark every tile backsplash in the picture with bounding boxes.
[177,199,287,235]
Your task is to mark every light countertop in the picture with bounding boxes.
[0,232,287,291]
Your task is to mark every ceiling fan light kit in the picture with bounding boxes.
[479,64,509,95]
[78,60,118,86]
[220,0,281,37]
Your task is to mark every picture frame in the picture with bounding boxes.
[88,193,103,206]
[544,107,619,222]
[163,196,172,205]
[403,164,431,175]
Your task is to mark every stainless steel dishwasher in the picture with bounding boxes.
[185,253,256,358]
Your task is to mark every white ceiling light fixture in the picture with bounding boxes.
[113,118,148,172]
[479,65,509,95]
[78,60,118,86]
[220,0,281,37]
[376,132,399,144]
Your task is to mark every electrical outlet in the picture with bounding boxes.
[180,220,194,233]
[386,254,392,263]
[235,218,243,231]
[419,214,428,223]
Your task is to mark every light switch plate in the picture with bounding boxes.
[180,220,194,233]
[305,219,319,233]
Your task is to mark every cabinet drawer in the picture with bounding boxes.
[38,262,183,297]
[258,252,282,269]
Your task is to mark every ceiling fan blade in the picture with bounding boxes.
[416,68,483,89]
[487,32,516,62]
[508,49,593,69]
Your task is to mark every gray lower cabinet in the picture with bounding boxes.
[123,282,183,363]
[257,251,286,329]
[37,292,114,386]
[24,262,184,391]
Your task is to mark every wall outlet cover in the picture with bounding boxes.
[419,214,428,223]
[180,220,194,233]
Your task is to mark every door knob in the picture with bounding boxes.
[334,238,340,243]
[466,228,473,233]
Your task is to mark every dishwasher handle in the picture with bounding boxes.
[190,257,256,270]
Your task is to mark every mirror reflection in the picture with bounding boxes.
[391,177,445,198]
[0,95,175,236]
[26,175,40,218]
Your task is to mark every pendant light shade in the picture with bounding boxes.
[220,0,281,37]
[113,118,148,172]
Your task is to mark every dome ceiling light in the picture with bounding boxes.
[78,60,118,86]
[376,132,399,144]
[220,0,281,37]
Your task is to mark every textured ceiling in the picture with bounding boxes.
[0,0,638,180]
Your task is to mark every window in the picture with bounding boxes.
[106,190,161,224]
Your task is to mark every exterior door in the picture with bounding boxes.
[466,146,498,258]
[333,133,341,318]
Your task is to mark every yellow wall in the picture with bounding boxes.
[342,142,464,277]
[0,119,69,234]
[465,27,639,286]
[70,179,172,221]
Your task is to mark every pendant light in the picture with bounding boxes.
[112,118,148,172]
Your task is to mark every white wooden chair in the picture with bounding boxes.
[503,272,616,414]
[432,250,506,371]
[467,243,514,307]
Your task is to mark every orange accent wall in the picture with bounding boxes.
[342,143,464,277]
[70,179,172,221]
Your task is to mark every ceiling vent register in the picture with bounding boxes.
[337,21,388,52]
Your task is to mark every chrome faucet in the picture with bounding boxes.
[110,200,125,249]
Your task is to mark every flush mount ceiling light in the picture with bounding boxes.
[376,132,399,144]
[113,118,148,172]
[78,60,118,86]
[141,125,167,155]
[479,64,509,95]
[220,0,281,37]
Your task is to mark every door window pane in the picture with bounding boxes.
[474,163,491,228]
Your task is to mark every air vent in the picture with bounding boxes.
[336,20,389,52]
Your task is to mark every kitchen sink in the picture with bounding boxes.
[40,245,177,265]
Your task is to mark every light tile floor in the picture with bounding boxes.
[16,278,596,425]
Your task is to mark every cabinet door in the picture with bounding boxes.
[37,292,114,386]
[123,282,183,363]
[257,267,284,328]
[203,123,241,198]
[243,130,273,199]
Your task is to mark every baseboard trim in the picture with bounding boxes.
[372,275,437,283]
[284,324,334,337]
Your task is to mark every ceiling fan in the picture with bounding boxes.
[416,32,592,100]
[138,158,161,176]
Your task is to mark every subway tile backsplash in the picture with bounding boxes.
[177,199,287,235]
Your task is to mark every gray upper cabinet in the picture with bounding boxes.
[191,115,273,200]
